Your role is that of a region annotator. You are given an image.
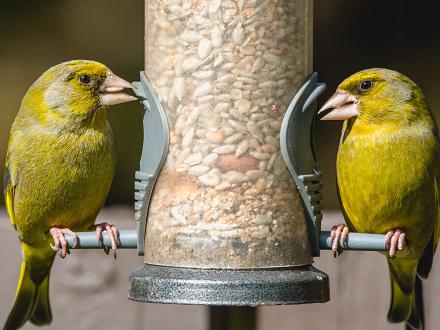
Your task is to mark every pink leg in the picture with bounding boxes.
[330,224,349,257]
[49,227,78,258]
[93,222,119,258]
[385,229,406,258]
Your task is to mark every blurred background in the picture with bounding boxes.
[0,1,439,329]
[0,0,439,207]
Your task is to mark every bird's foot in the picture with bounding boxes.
[385,229,406,258]
[93,222,119,258]
[49,227,78,258]
[330,224,349,257]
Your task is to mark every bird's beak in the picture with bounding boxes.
[318,90,360,121]
[99,72,137,106]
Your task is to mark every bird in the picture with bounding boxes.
[3,60,137,330]
[318,68,439,330]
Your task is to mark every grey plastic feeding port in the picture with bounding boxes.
[64,72,387,306]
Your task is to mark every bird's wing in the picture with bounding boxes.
[4,148,17,230]
[416,176,439,279]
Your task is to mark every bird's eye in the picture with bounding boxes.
[79,74,91,85]
[359,80,372,91]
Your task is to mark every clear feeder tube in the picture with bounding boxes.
[144,0,313,268]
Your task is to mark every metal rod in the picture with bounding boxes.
[65,229,137,249]
[208,307,257,330]
[319,231,387,251]
[65,228,387,251]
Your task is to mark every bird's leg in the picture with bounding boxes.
[385,229,406,258]
[93,222,119,258]
[49,227,78,258]
[330,224,349,257]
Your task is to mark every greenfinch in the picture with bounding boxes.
[319,68,439,330]
[3,60,136,330]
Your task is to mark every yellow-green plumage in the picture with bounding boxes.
[335,69,439,329]
[3,60,133,329]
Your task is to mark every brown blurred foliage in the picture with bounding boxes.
[0,1,439,208]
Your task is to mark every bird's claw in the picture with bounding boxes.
[94,222,119,259]
[49,227,78,258]
[385,229,406,258]
[330,224,349,257]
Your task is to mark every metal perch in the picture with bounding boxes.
[64,229,387,251]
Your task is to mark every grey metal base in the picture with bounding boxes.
[128,264,329,306]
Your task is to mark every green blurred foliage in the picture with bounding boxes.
[0,1,439,208]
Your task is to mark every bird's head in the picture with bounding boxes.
[318,68,427,126]
[23,60,137,127]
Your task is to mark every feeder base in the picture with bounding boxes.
[128,264,329,306]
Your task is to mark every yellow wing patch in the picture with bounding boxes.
[4,166,16,229]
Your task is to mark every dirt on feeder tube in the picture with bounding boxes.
[144,0,313,268]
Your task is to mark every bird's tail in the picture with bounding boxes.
[30,274,52,326]
[405,276,424,330]
[387,258,423,330]
[4,244,53,330]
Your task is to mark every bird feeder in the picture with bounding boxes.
[65,0,388,311]
[128,0,332,305]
